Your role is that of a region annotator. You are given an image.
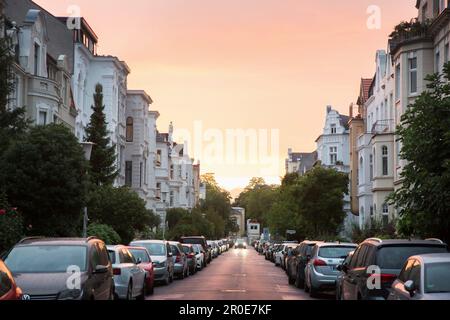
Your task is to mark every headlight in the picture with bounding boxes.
[58,289,83,300]
[153,261,166,268]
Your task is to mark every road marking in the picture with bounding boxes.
[221,289,247,293]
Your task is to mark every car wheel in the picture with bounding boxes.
[109,285,115,300]
[126,282,133,300]
[137,279,146,300]
[304,278,310,293]
[163,274,170,286]
[295,272,304,289]
[309,284,319,298]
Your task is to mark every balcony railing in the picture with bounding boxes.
[372,119,395,135]
[389,20,432,55]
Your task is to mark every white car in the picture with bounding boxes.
[107,245,146,300]
[192,244,205,270]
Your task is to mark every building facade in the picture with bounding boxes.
[4,2,77,132]
[285,149,317,176]
[316,105,355,234]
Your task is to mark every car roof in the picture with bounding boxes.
[131,240,166,244]
[106,245,127,250]
[14,237,98,246]
[410,253,450,264]
[315,242,358,248]
[127,246,148,251]
[363,239,448,247]
[168,241,181,245]
[181,236,205,239]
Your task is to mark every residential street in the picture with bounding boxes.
[148,248,326,300]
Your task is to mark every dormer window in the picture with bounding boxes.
[34,43,40,76]
[331,124,337,134]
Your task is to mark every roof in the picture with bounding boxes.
[130,240,166,244]
[363,239,448,247]
[16,237,97,246]
[357,78,373,106]
[413,253,450,263]
[314,242,358,247]
[127,90,153,104]
[156,132,169,143]
[339,114,350,130]
[4,0,74,72]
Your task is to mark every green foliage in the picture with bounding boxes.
[84,84,118,186]
[389,63,450,244]
[0,20,14,112]
[88,185,157,244]
[167,209,214,240]
[0,125,87,237]
[0,191,24,253]
[87,223,121,245]
[351,220,398,244]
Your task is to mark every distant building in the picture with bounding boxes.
[230,207,246,237]
[247,219,261,243]
[285,149,317,176]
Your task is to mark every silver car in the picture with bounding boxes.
[107,245,146,300]
[304,242,357,297]
[129,240,174,285]
[169,241,189,279]
[192,244,205,270]
[389,253,450,300]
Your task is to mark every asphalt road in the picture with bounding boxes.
[147,248,322,300]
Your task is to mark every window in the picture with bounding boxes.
[34,43,40,76]
[445,43,449,64]
[125,161,132,187]
[170,191,174,207]
[436,50,440,73]
[329,147,338,165]
[0,271,12,298]
[156,183,161,199]
[409,57,418,94]
[156,150,162,167]
[369,154,374,181]
[382,146,389,176]
[139,162,143,188]
[144,159,147,185]
[39,110,47,125]
[370,206,374,217]
[330,124,337,134]
[170,165,174,180]
[382,203,389,215]
[395,64,401,100]
[62,76,68,106]
[359,157,364,184]
[126,117,133,142]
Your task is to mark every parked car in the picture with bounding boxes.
[275,244,297,269]
[208,240,219,258]
[192,244,205,270]
[304,242,358,297]
[0,259,22,300]
[169,241,189,279]
[107,245,146,300]
[236,238,247,249]
[340,238,448,300]
[335,251,354,300]
[4,237,114,300]
[288,240,322,288]
[388,253,450,300]
[127,246,155,295]
[129,240,174,285]
[181,244,198,275]
[180,236,210,266]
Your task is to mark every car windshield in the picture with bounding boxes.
[182,246,191,254]
[319,246,356,259]
[237,239,244,244]
[182,239,203,245]
[129,249,151,263]
[134,243,166,256]
[5,245,87,273]
[377,246,447,269]
[425,262,450,293]
[108,250,116,264]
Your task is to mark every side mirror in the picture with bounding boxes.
[168,252,173,258]
[404,280,416,297]
[136,258,142,264]
[94,265,109,274]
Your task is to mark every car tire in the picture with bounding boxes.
[304,279,310,293]
[126,282,133,300]
[137,279,146,300]
[295,272,304,289]
[309,285,319,298]
[163,274,170,286]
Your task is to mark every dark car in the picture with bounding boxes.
[182,244,198,275]
[0,259,22,300]
[180,236,211,267]
[287,240,322,288]
[340,238,448,300]
[4,237,114,300]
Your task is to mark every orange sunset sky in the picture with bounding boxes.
[36,0,417,193]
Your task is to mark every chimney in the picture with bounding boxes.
[349,103,353,118]
[327,105,332,114]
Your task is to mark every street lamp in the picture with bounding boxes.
[81,142,95,238]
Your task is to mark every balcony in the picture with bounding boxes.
[389,19,432,56]
[372,119,395,135]
[27,76,60,103]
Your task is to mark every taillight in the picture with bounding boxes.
[175,255,182,263]
[313,259,327,267]
[188,253,195,258]
[113,268,121,275]
[379,273,397,283]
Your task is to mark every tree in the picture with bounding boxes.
[296,167,349,239]
[0,191,24,253]
[389,63,450,244]
[88,185,158,244]
[87,223,121,245]
[84,84,118,186]
[0,124,87,237]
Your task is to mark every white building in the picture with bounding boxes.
[357,50,396,228]
[247,219,260,243]
[4,2,77,131]
[316,105,355,234]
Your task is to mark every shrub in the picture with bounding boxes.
[87,223,121,245]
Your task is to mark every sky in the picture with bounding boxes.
[35,0,417,194]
